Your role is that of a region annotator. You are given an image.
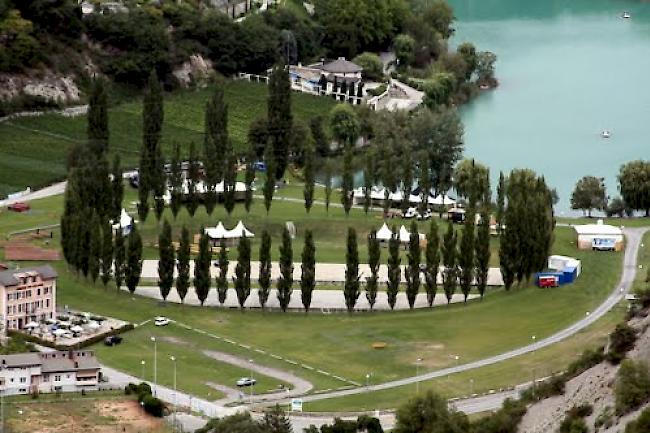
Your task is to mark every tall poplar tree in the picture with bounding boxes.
[419,160,432,217]
[234,237,252,309]
[176,226,191,303]
[263,149,276,214]
[405,221,421,309]
[475,201,491,299]
[204,82,229,215]
[223,150,237,215]
[267,60,293,179]
[301,230,316,312]
[401,147,413,213]
[125,225,143,294]
[424,218,440,307]
[244,148,256,213]
[100,220,113,287]
[186,142,200,217]
[258,230,272,309]
[216,239,229,305]
[169,142,183,219]
[442,222,458,304]
[158,219,175,301]
[363,152,374,214]
[496,171,506,235]
[277,227,293,312]
[139,70,164,222]
[458,211,475,303]
[386,231,401,310]
[110,154,123,221]
[341,145,354,216]
[366,229,381,310]
[344,227,360,312]
[88,212,101,284]
[87,77,109,155]
[194,229,212,306]
[303,145,315,213]
[324,165,333,214]
[114,229,125,290]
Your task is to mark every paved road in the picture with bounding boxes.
[0,181,67,206]
[253,227,647,405]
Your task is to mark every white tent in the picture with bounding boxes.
[85,321,100,330]
[205,222,228,239]
[215,181,249,193]
[112,209,134,234]
[430,195,456,206]
[52,328,69,337]
[24,321,39,329]
[399,225,411,243]
[376,223,393,241]
[70,325,84,333]
[226,221,255,239]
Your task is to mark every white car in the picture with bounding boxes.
[236,377,257,387]
[402,207,418,219]
[154,316,170,327]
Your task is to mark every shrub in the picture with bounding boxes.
[615,360,650,415]
[625,406,650,433]
[126,382,152,398]
[471,398,526,433]
[352,52,384,81]
[607,323,637,364]
[141,394,165,417]
[558,417,588,433]
[367,84,387,97]
[566,347,605,376]
[595,406,614,429]
[520,375,566,403]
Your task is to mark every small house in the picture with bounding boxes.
[573,220,624,251]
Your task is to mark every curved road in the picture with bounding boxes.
[265,227,647,406]
[8,182,648,419]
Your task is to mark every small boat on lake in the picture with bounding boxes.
[601,130,612,139]
[622,11,631,19]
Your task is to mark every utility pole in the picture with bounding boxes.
[151,336,157,396]
[249,359,254,404]
[170,356,177,433]
[415,357,422,394]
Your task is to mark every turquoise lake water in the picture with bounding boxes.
[449,0,650,213]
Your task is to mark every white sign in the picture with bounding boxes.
[291,398,303,412]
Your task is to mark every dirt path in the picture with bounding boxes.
[202,350,313,404]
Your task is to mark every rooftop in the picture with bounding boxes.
[573,220,623,236]
[0,353,40,368]
[0,265,57,287]
[320,57,363,74]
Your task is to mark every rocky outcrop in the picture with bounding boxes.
[172,54,216,88]
[518,312,650,433]
[0,73,81,104]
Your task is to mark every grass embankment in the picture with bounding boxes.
[0,80,335,198]
[0,191,630,409]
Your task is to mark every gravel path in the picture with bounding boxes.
[203,350,313,404]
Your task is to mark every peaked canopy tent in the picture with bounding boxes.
[226,221,255,239]
[352,186,457,209]
[376,223,393,243]
[111,209,134,235]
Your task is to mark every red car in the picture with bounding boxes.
[7,202,30,212]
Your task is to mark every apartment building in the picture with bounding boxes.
[0,350,101,396]
[0,265,57,331]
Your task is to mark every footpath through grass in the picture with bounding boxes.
[0,80,335,198]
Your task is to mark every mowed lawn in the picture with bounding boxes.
[0,80,336,198]
[0,192,629,408]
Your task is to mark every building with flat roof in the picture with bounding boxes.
[0,265,57,332]
[0,350,101,396]
[573,220,624,251]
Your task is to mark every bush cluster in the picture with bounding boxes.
[625,406,650,433]
[125,382,164,418]
[607,323,637,364]
[615,360,650,415]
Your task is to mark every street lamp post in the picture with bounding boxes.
[365,373,371,387]
[170,356,177,433]
[415,357,422,394]
[469,378,474,395]
[151,336,157,396]
[141,360,146,382]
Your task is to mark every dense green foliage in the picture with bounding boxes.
[277,226,294,312]
[615,360,650,415]
[301,230,316,312]
[217,239,229,305]
[618,160,650,216]
[394,390,469,433]
[234,236,252,309]
[405,222,421,309]
[194,229,212,305]
[344,227,361,312]
[571,175,607,217]
[606,323,637,364]
[625,406,650,433]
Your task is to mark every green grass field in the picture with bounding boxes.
[0,80,336,198]
[0,185,636,411]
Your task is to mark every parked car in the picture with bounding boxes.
[104,335,123,346]
[418,209,432,220]
[7,202,30,212]
[236,377,257,387]
[154,316,170,327]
